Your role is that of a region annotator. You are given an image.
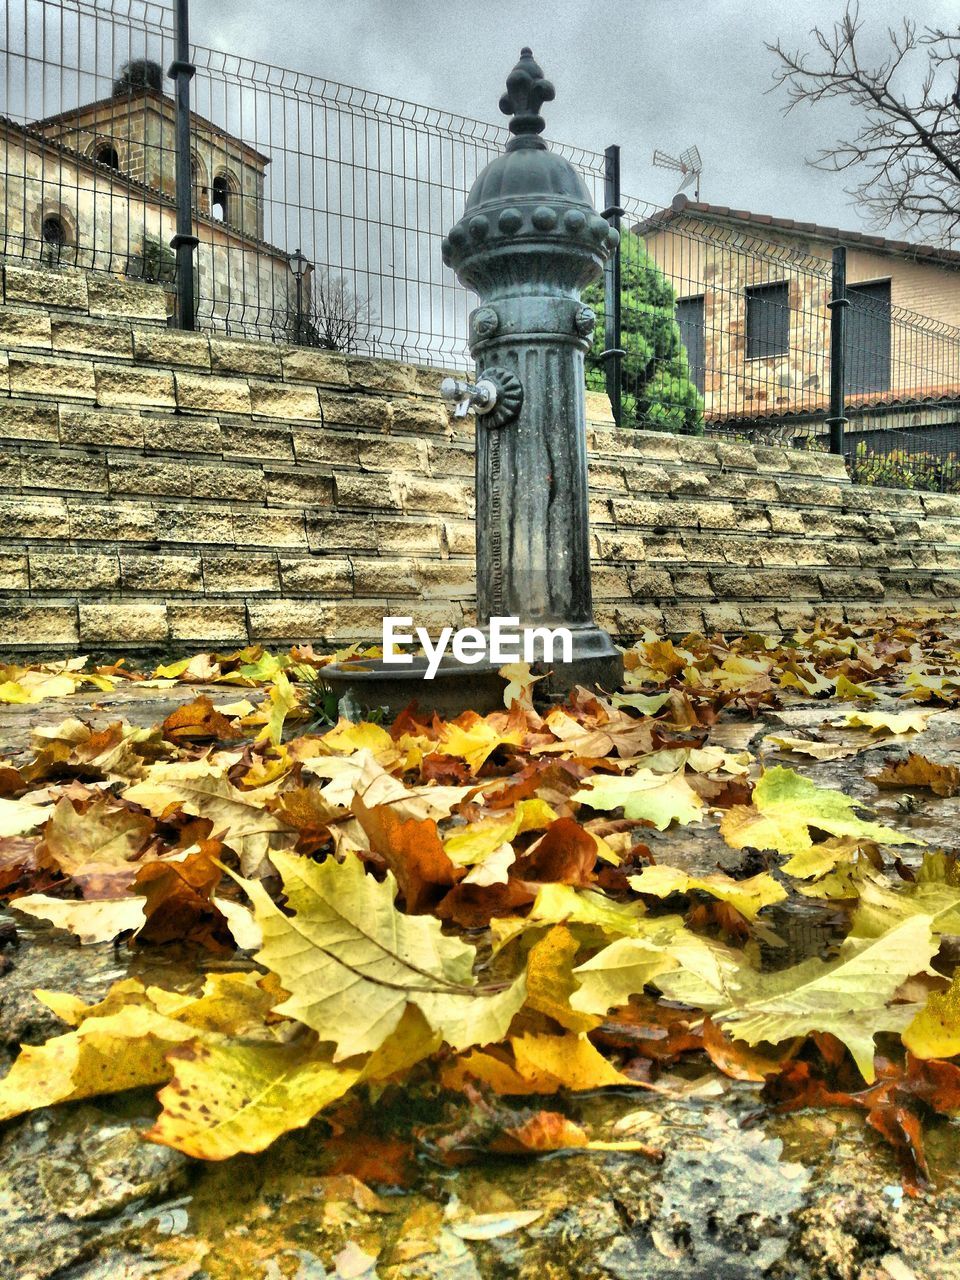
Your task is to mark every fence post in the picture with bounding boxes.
[827,245,848,455]
[169,0,198,330]
[602,144,624,427]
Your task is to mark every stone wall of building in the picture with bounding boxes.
[0,262,958,655]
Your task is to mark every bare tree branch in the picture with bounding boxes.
[768,3,960,243]
[298,267,376,352]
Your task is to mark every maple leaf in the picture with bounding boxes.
[238,851,526,1059]
[161,695,236,744]
[701,916,939,1081]
[351,801,463,912]
[134,848,232,951]
[442,797,557,867]
[523,926,599,1033]
[442,1030,655,1095]
[629,865,786,921]
[701,1017,791,1081]
[437,711,526,771]
[123,759,296,876]
[10,892,145,943]
[720,766,921,857]
[513,817,598,885]
[844,708,938,735]
[903,974,960,1059]
[849,871,960,940]
[0,796,49,837]
[0,972,276,1121]
[38,796,154,883]
[147,1038,361,1160]
[868,752,960,798]
[571,770,705,830]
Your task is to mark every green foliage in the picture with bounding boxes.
[583,227,704,435]
[849,440,960,494]
[128,235,176,286]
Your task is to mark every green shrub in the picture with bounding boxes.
[848,440,960,493]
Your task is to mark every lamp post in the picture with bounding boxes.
[289,247,309,343]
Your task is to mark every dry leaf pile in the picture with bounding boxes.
[1,621,960,1193]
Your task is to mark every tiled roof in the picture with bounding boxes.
[638,195,960,268]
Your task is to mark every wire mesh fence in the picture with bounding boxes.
[3,0,960,491]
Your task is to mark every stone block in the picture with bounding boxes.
[391,399,449,435]
[714,442,759,471]
[319,393,393,431]
[350,558,420,597]
[767,509,805,535]
[155,507,234,546]
[211,339,283,378]
[0,603,78,645]
[662,606,708,635]
[168,603,249,643]
[443,521,475,556]
[775,479,844,508]
[739,604,779,630]
[628,431,682,463]
[776,604,818,630]
[144,416,222,455]
[628,568,673,599]
[202,552,280,594]
[79,602,169,644]
[585,389,615,425]
[133,328,211,369]
[711,569,821,600]
[428,442,475,478]
[249,380,321,420]
[238,511,309,548]
[51,316,133,359]
[642,534,686,563]
[701,603,746,633]
[263,467,334,507]
[671,569,714,600]
[175,372,252,415]
[291,428,359,467]
[30,552,120,591]
[714,535,765,567]
[669,469,724,498]
[21,452,108,494]
[4,265,87,310]
[699,502,770,532]
[931,575,960,599]
[120,554,203,592]
[330,600,459,640]
[820,572,884,601]
[589,464,627,493]
[220,422,294,462]
[0,308,52,349]
[590,564,632,599]
[400,477,471,516]
[596,603,665,637]
[96,364,176,409]
[923,493,960,517]
[0,401,60,443]
[413,560,477,600]
[346,356,418,394]
[280,557,354,595]
[109,459,193,498]
[86,274,168,321]
[9,354,97,400]
[359,438,428,473]
[281,348,350,386]
[68,501,156,542]
[593,530,647,562]
[59,407,143,448]
[0,553,29,588]
[190,463,265,504]
[334,472,403,511]
[247,599,331,641]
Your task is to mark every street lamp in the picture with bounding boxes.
[289,247,309,343]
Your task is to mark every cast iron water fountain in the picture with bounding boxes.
[324,48,623,715]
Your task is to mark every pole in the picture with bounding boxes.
[169,0,198,330]
[295,273,303,343]
[602,144,624,428]
[827,245,848,455]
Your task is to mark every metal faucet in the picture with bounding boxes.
[439,375,500,419]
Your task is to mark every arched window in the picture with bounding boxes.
[95,143,120,170]
[41,215,66,264]
[211,174,230,223]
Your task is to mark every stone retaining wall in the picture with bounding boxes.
[0,262,958,653]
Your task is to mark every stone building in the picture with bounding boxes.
[641,195,960,435]
[0,78,303,337]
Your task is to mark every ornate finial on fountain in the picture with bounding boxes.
[498,47,555,151]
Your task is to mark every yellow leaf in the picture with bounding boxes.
[834,674,878,701]
[437,713,525,771]
[571,771,705,830]
[442,798,557,867]
[844,708,937,735]
[443,1031,648,1095]
[10,893,145,944]
[903,974,960,1060]
[255,670,298,746]
[147,1039,361,1160]
[629,866,786,921]
[0,795,49,837]
[525,926,600,1033]
[238,851,526,1060]
[720,766,920,857]
[320,719,394,757]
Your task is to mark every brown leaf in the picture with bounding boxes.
[353,801,463,913]
[133,847,231,951]
[513,817,598,886]
[868,752,960,798]
[162,696,236,744]
[434,878,535,928]
[492,1110,590,1153]
[702,1017,791,1081]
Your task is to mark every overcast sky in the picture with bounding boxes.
[187,0,957,241]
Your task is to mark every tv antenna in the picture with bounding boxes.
[652,144,702,200]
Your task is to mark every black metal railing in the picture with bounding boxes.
[3,0,960,492]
